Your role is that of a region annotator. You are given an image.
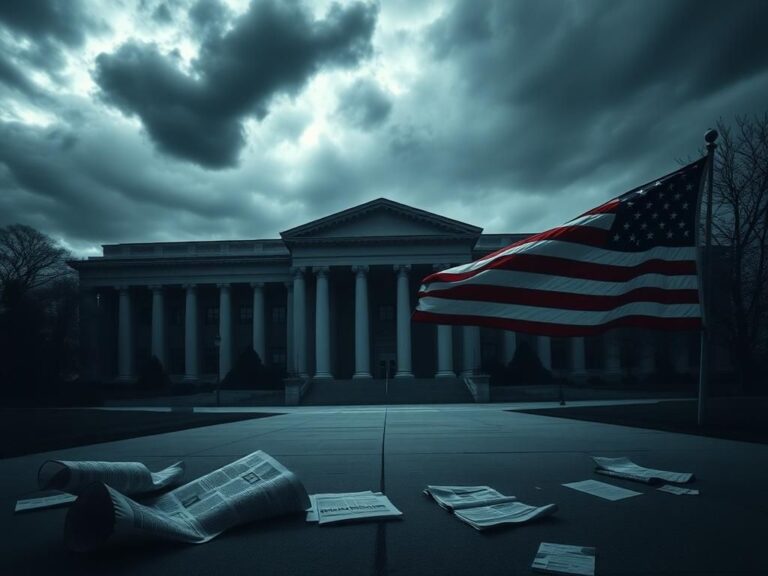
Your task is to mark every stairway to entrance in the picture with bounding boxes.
[300,377,474,405]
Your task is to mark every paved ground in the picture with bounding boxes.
[2,402,766,575]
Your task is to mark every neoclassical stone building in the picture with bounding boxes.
[71,198,699,384]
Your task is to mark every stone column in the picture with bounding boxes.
[79,289,99,382]
[672,332,689,373]
[604,332,622,375]
[352,265,371,379]
[640,338,656,375]
[461,325,480,376]
[537,336,552,371]
[571,337,586,380]
[184,284,199,382]
[150,285,166,367]
[285,282,294,374]
[394,264,413,378]
[436,325,454,378]
[502,331,517,365]
[218,283,232,380]
[314,267,332,379]
[116,285,133,382]
[292,268,307,378]
[251,282,265,362]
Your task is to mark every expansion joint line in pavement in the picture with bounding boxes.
[375,407,388,576]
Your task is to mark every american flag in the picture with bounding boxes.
[413,158,708,336]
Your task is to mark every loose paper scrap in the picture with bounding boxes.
[15,491,78,513]
[532,542,596,576]
[592,456,694,484]
[562,479,641,501]
[658,484,699,496]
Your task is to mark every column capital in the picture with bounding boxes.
[394,264,411,274]
[290,266,305,277]
[351,264,369,275]
[432,263,452,272]
[313,266,330,276]
[250,281,265,289]
[182,283,197,290]
[114,284,130,292]
[148,284,164,291]
[216,282,231,289]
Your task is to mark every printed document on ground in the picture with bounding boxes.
[592,456,694,484]
[310,492,402,525]
[423,485,517,511]
[532,542,596,575]
[38,459,185,495]
[453,501,558,531]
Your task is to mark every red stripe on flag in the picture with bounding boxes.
[434,254,697,283]
[417,285,699,311]
[411,310,701,337]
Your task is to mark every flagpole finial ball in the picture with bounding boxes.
[704,129,718,144]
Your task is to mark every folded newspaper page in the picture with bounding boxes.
[309,492,402,525]
[532,542,596,576]
[658,484,699,495]
[39,459,186,496]
[15,491,78,513]
[453,501,558,531]
[423,485,517,511]
[593,456,694,484]
[64,450,309,551]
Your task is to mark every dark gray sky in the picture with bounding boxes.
[1,0,767,257]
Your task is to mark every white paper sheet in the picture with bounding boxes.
[562,479,641,501]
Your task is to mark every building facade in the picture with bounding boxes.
[70,198,699,384]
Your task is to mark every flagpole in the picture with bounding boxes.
[698,128,718,427]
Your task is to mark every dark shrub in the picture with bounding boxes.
[136,355,171,391]
[221,348,262,389]
[505,341,553,385]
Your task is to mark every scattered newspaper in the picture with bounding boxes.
[593,456,694,484]
[423,485,517,511]
[532,542,596,576]
[64,451,309,551]
[15,491,78,513]
[562,479,641,501]
[658,484,699,496]
[453,501,558,531]
[306,491,381,522]
[38,459,186,495]
[307,491,402,525]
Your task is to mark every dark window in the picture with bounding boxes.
[272,350,286,365]
[240,306,253,323]
[171,307,183,326]
[206,307,219,325]
[272,307,286,323]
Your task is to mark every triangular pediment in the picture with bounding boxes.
[280,198,482,242]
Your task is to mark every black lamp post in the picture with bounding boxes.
[214,334,221,407]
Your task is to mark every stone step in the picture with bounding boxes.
[300,377,473,405]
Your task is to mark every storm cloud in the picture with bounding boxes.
[0,0,767,257]
[95,0,378,167]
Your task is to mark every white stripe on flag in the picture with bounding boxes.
[416,298,701,325]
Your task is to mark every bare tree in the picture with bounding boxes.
[0,224,71,297]
[711,114,768,392]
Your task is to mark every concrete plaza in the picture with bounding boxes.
[2,402,766,575]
